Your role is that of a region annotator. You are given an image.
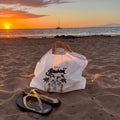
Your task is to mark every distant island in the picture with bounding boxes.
[95,24,120,27]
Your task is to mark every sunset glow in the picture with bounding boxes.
[0,0,120,29]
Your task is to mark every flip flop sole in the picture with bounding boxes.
[16,94,52,115]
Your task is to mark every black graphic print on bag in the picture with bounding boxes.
[43,67,67,92]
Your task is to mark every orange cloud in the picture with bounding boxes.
[0,8,47,19]
[0,0,70,7]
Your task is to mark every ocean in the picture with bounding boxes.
[0,27,120,38]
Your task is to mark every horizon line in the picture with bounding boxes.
[1,26,120,30]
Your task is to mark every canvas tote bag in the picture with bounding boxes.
[30,41,88,93]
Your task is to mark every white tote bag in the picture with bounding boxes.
[30,41,88,93]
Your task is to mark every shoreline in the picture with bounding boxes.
[0,34,120,40]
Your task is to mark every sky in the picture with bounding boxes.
[0,0,120,29]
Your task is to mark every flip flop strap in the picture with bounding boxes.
[23,94,42,111]
[30,89,59,103]
[30,89,46,101]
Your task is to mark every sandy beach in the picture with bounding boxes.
[0,35,120,120]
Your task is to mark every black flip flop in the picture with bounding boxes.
[23,88,61,105]
[16,94,52,115]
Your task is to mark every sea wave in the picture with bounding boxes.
[0,27,120,38]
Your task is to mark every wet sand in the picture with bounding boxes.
[0,35,120,120]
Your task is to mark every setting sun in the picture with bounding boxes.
[5,26,9,29]
[2,22,11,29]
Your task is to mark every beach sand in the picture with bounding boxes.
[0,35,120,120]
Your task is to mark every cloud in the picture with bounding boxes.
[0,0,70,19]
[0,8,47,19]
[0,0,70,7]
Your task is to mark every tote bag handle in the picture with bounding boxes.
[52,41,72,54]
